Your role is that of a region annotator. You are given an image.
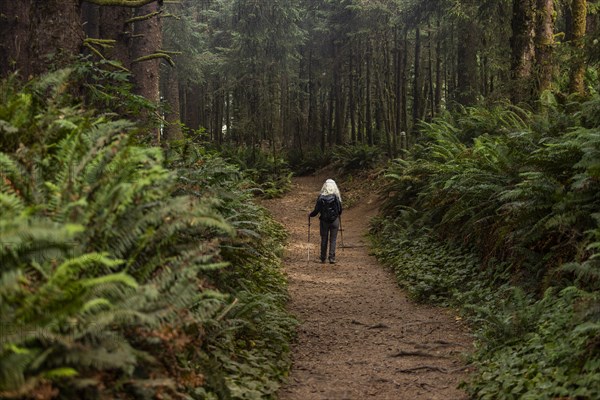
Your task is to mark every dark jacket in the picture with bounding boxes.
[309,194,342,220]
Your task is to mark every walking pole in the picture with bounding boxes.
[307,216,311,264]
[339,215,344,251]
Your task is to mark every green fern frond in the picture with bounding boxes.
[562,261,600,289]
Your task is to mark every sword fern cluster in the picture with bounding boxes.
[375,98,600,399]
[0,69,294,399]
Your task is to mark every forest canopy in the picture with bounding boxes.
[1,0,598,149]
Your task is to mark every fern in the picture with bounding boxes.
[1,67,295,399]
[376,98,600,400]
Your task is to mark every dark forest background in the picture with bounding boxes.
[2,0,596,151]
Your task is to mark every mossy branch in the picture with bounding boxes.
[126,10,162,24]
[156,50,182,55]
[82,0,160,7]
[83,38,117,49]
[132,52,175,67]
[83,42,130,73]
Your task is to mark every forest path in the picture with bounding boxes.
[262,174,473,400]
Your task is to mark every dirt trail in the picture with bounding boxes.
[263,175,473,400]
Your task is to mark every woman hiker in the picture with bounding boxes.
[308,179,343,264]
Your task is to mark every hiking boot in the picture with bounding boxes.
[329,259,335,264]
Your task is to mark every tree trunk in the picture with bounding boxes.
[81,3,100,39]
[366,39,373,145]
[568,0,587,95]
[0,1,31,77]
[214,87,224,144]
[412,27,422,131]
[394,27,402,150]
[349,46,357,144]
[535,0,555,93]
[130,3,162,102]
[98,5,132,68]
[427,21,436,119]
[376,68,392,156]
[225,88,231,140]
[357,38,364,143]
[320,92,327,151]
[400,28,409,135]
[510,0,536,103]
[0,0,82,78]
[307,48,318,147]
[457,16,478,105]
[333,45,344,145]
[435,18,443,113]
[183,83,201,132]
[327,87,335,147]
[163,65,183,141]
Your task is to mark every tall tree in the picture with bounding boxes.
[569,0,587,95]
[412,27,423,130]
[510,0,537,103]
[456,8,479,106]
[130,2,163,105]
[535,0,555,93]
[0,0,82,77]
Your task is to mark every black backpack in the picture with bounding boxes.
[320,195,339,223]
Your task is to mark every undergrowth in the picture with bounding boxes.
[332,144,384,174]
[0,68,295,399]
[371,221,600,399]
[286,147,332,175]
[372,97,600,399]
[217,145,293,199]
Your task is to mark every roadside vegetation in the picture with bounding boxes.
[371,97,600,399]
[0,69,295,400]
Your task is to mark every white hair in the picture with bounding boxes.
[320,178,342,202]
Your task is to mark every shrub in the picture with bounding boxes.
[217,145,293,198]
[0,68,295,399]
[373,98,600,399]
[332,144,383,174]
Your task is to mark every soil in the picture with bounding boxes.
[262,174,474,400]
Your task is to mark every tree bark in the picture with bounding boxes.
[349,46,357,144]
[412,27,422,131]
[534,0,555,93]
[568,0,587,95]
[0,0,82,78]
[333,43,344,145]
[366,39,373,145]
[130,3,162,103]
[163,65,183,141]
[400,28,409,135]
[457,16,478,106]
[427,21,436,119]
[510,0,536,103]
[307,48,318,147]
[183,83,201,133]
[97,5,132,67]
[81,3,100,39]
[0,1,31,77]
[435,18,443,113]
